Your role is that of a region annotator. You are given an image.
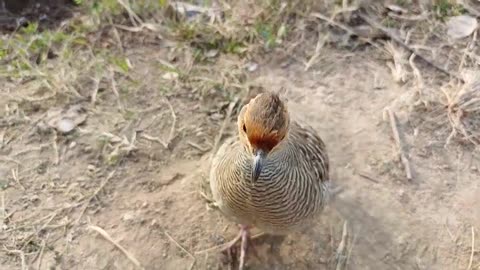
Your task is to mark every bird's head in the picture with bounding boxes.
[237,91,290,183]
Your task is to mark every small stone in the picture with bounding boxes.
[162,72,179,80]
[87,164,96,172]
[57,118,76,134]
[245,62,258,72]
[122,212,136,222]
[83,146,93,154]
[210,113,223,121]
[205,49,218,58]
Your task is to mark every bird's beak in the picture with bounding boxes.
[252,149,266,183]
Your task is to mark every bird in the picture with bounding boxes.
[209,91,330,269]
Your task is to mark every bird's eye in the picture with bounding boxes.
[243,124,247,132]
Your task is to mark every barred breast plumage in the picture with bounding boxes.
[210,121,330,232]
[209,91,330,269]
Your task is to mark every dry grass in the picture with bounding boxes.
[442,70,480,146]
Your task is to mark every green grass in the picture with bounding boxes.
[433,0,466,20]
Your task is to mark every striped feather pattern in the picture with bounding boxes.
[210,120,330,233]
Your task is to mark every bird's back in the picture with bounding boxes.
[210,120,330,233]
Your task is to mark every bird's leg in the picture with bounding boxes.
[221,224,255,270]
[220,225,245,252]
[239,225,249,270]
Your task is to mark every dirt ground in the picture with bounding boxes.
[1,1,480,270]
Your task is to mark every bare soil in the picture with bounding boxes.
[0,0,76,32]
[1,3,479,270]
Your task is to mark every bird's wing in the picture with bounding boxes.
[290,120,330,183]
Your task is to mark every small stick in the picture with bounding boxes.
[4,248,26,270]
[164,231,195,260]
[11,168,25,190]
[187,141,209,152]
[35,239,46,270]
[0,192,5,221]
[107,15,124,53]
[467,226,475,270]
[164,98,177,148]
[345,230,358,267]
[139,99,177,149]
[115,0,143,26]
[20,212,57,250]
[335,221,348,270]
[90,76,101,105]
[76,170,116,224]
[52,131,60,165]
[194,232,265,254]
[357,12,464,82]
[357,172,380,183]
[211,98,238,158]
[310,12,380,49]
[164,231,196,270]
[89,225,144,269]
[140,133,168,149]
[304,28,328,71]
[109,69,124,112]
[0,155,22,165]
[387,109,413,181]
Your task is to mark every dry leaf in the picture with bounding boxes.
[447,15,478,40]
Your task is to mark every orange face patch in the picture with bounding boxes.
[249,135,280,152]
[246,123,282,152]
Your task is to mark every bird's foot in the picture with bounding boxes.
[221,225,260,270]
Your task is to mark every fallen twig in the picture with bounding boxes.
[164,231,196,270]
[187,141,210,152]
[335,221,348,270]
[0,193,5,222]
[357,12,464,82]
[90,76,101,105]
[387,109,413,181]
[164,98,177,149]
[109,68,124,112]
[76,170,116,224]
[139,99,177,149]
[115,0,143,26]
[164,231,195,260]
[11,168,25,190]
[89,224,144,269]
[357,172,380,183]
[211,98,238,157]
[20,213,57,250]
[194,232,265,255]
[310,12,377,48]
[52,131,60,165]
[35,239,46,270]
[305,27,328,71]
[467,226,475,270]
[3,248,26,270]
[140,133,168,148]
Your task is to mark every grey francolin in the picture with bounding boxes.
[209,91,330,269]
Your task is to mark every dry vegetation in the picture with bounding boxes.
[0,0,479,269]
